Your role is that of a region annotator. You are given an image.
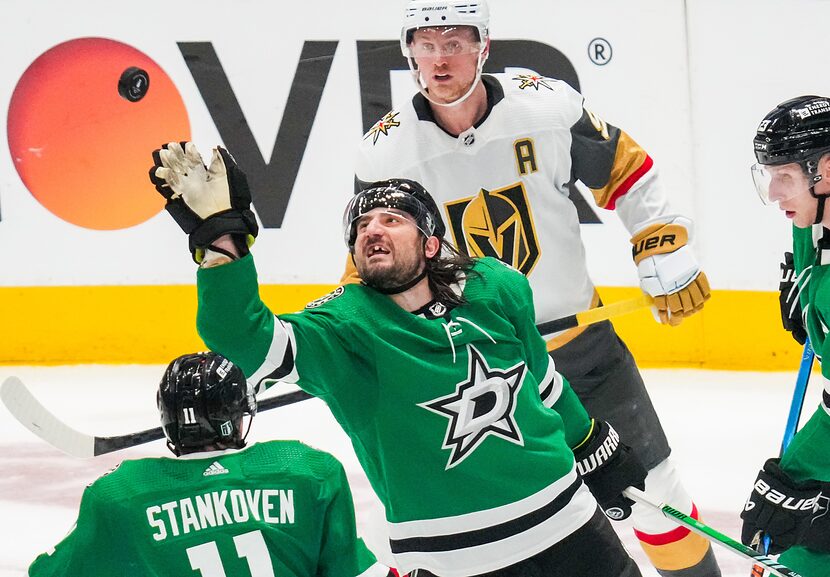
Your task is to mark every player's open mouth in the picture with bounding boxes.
[367,245,390,258]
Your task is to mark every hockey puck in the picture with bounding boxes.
[117,66,150,102]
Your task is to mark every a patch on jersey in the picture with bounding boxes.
[445,182,541,275]
[512,74,555,91]
[364,111,401,145]
[429,301,447,317]
[305,286,345,309]
[419,345,526,469]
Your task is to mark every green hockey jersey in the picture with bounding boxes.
[783,224,830,485]
[197,255,597,576]
[28,441,384,577]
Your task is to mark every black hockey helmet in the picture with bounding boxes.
[157,352,256,456]
[343,178,446,249]
[754,95,830,169]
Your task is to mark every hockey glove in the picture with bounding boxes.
[631,216,711,326]
[800,489,830,553]
[779,252,807,345]
[573,419,647,521]
[149,142,258,263]
[740,458,822,555]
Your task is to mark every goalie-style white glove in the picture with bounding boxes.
[631,216,710,326]
[149,142,258,263]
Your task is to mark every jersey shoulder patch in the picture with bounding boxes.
[363,109,406,145]
[305,286,346,309]
[509,72,562,93]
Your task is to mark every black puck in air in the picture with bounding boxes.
[118,66,150,102]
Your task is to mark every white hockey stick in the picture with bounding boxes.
[1,376,97,458]
[624,487,804,577]
[0,376,311,458]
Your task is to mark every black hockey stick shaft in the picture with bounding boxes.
[92,389,314,456]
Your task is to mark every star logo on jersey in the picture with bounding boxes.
[513,74,554,91]
[445,182,541,275]
[364,111,401,145]
[419,345,526,469]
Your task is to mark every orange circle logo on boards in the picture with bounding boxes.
[7,37,191,230]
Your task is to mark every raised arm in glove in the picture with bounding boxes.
[149,142,258,263]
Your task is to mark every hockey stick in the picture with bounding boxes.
[535,292,654,335]
[0,376,313,458]
[779,338,814,452]
[0,295,652,458]
[624,487,805,577]
[750,337,815,577]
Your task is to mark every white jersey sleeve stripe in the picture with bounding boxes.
[538,357,564,408]
[249,318,299,390]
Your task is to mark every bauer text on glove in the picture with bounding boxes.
[631,216,710,326]
[740,457,821,555]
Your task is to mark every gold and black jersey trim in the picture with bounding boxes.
[570,107,653,210]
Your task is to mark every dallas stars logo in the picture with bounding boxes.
[419,345,526,469]
[365,111,401,144]
[513,74,555,91]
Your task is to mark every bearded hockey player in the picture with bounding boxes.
[28,352,387,577]
[149,141,649,576]
[741,95,830,577]
[350,2,718,576]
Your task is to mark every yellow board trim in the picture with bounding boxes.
[0,285,809,368]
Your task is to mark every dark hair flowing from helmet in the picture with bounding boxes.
[426,238,477,307]
[346,179,477,304]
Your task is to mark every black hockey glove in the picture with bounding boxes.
[149,142,258,263]
[740,458,821,555]
[779,252,807,345]
[800,489,830,553]
[573,419,648,521]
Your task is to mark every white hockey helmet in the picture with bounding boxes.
[400,0,490,107]
[400,0,490,55]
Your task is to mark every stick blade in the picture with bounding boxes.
[1,376,94,458]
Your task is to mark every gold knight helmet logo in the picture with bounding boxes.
[445,183,541,275]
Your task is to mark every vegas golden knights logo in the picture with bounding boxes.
[445,183,541,275]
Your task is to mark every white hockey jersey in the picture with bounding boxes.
[354,73,671,343]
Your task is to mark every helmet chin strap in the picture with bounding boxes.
[368,267,428,295]
[411,51,485,108]
[810,184,827,225]
[807,169,828,224]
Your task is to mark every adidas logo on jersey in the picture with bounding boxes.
[203,461,230,477]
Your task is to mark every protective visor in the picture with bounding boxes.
[403,26,482,58]
[750,163,811,205]
[343,187,436,247]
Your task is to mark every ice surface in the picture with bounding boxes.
[0,365,820,576]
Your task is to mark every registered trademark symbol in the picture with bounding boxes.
[588,37,612,66]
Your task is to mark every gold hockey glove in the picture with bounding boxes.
[631,216,710,326]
